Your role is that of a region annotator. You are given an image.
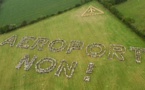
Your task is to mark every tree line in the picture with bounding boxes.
[0,0,3,6]
[0,0,4,13]
[98,0,127,5]
[0,0,92,34]
[96,0,145,39]
[0,0,3,3]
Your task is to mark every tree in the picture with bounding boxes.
[0,0,2,3]
[21,21,27,27]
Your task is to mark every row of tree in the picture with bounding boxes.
[81,0,93,3]
[115,0,127,4]
[0,0,3,3]
[97,0,145,38]
[0,0,93,34]
[0,0,3,8]
[98,0,127,5]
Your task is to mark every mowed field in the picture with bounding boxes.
[0,0,82,26]
[116,0,145,33]
[0,1,145,90]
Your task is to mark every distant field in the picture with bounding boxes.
[0,0,82,26]
[116,0,145,34]
[0,1,145,90]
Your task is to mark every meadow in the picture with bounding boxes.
[0,0,82,26]
[0,1,145,90]
[116,0,145,34]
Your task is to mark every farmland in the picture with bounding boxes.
[0,0,82,26]
[116,0,145,34]
[0,1,145,90]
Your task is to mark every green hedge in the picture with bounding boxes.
[98,0,127,5]
[97,0,145,38]
[0,0,92,34]
[0,0,3,8]
[0,0,3,4]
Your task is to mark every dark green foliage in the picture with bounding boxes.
[0,24,17,34]
[75,4,81,7]
[81,0,92,3]
[20,21,27,27]
[0,0,93,34]
[115,0,127,4]
[97,0,127,5]
[0,0,3,4]
[0,0,3,8]
[85,0,93,3]
[110,6,123,20]
[97,0,145,38]
[57,11,63,14]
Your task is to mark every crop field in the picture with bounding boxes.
[0,0,82,26]
[116,0,145,33]
[0,1,145,90]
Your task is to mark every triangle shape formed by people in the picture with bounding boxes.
[81,5,104,17]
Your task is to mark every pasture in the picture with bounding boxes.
[0,1,145,90]
[116,0,145,34]
[0,0,82,26]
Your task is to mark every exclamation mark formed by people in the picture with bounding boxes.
[84,63,95,82]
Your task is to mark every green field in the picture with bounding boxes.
[0,1,145,90]
[116,0,145,34]
[0,0,82,26]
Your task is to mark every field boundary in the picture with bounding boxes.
[96,0,145,40]
[0,0,93,34]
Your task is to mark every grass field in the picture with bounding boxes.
[0,0,82,26]
[116,0,145,33]
[0,1,145,90]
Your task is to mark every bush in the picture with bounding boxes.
[21,21,27,27]
[97,0,127,5]
[115,0,127,4]
[0,24,17,34]
[0,0,93,34]
[75,4,81,7]
[97,0,145,38]
[57,11,63,14]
